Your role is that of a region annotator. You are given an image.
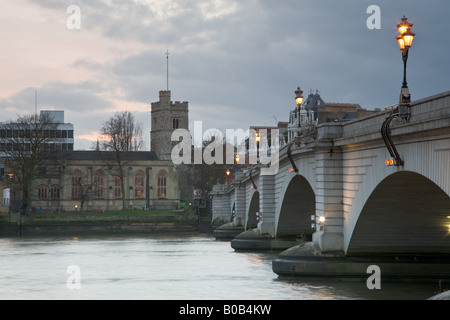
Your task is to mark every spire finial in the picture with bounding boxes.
[165,49,170,91]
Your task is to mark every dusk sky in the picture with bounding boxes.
[1,0,449,150]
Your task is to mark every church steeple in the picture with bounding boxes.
[150,90,189,160]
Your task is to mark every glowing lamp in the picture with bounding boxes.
[295,87,304,108]
[402,30,415,48]
[385,158,397,166]
[397,16,415,51]
[397,16,413,35]
[397,35,405,50]
[396,15,415,105]
[255,132,260,143]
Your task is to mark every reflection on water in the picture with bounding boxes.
[0,235,445,300]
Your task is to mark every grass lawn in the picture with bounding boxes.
[25,209,178,218]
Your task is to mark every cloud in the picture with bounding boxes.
[1,0,449,151]
[0,82,111,114]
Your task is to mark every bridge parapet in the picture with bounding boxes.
[410,91,450,120]
[336,91,450,146]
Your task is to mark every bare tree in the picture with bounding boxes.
[98,111,143,210]
[192,133,233,192]
[73,173,94,214]
[2,113,58,215]
[100,111,144,152]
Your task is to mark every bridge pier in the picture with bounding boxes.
[312,142,344,253]
[210,185,231,224]
[231,228,300,251]
[272,242,450,280]
[231,172,301,251]
[256,174,276,235]
[212,174,246,240]
[313,231,344,253]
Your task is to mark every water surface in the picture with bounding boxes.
[0,235,445,300]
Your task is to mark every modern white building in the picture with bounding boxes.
[0,110,74,207]
[0,110,74,156]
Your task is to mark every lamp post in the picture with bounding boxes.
[255,131,260,162]
[295,87,304,131]
[235,154,240,173]
[396,16,415,114]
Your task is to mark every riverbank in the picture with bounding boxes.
[0,209,203,237]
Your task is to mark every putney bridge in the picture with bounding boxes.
[211,91,450,279]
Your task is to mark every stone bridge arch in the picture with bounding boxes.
[343,138,450,254]
[275,174,315,240]
[230,201,236,222]
[347,171,450,256]
[246,190,259,230]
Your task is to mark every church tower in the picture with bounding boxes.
[150,90,189,161]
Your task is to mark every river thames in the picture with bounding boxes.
[0,234,446,300]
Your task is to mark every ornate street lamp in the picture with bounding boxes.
[295,87,304,129]
[381,16,414,167]
[226,169,231,184]
[396,16,415,107]
[255,131,260,162]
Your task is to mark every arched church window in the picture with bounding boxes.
[38,185,48,200]
[157,171,167,198]
[135,171,145,198]
[71,170,82,199]
[114,176,122,199]
[94,170,105,199]
[50,185,60,199]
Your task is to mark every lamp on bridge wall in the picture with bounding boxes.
[255,131,260,162]
[256,212,263,223]
[295,87,304,129]
[311,214,326,231]
[384,158,398,167]
[396,16,415,117]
